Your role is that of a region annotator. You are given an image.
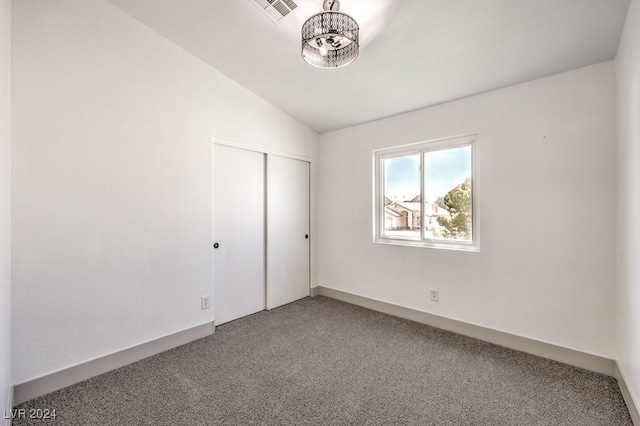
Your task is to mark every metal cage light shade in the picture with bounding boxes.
[301,0,359,69]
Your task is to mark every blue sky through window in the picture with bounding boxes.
[384,146,471,202]
[384,154,420,197]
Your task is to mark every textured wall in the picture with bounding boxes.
[0,0,11,419]
[616,0,640,413]
[319,62,617,357]
[11,0,317,384]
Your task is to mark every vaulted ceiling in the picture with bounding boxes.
[106,0,630,133]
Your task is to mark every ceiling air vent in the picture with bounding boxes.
[251,0,298,23]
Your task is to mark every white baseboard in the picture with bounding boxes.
[5,385,13,426]
[11,291,634,422]
[13,321,215,405]
[616,362,640,425]
[316,286,616,377]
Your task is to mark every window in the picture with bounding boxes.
[373,134,479,251]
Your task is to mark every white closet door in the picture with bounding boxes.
[212,144,265,325]
[267,155,310,309]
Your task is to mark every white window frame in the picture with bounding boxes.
[373,133,480,252]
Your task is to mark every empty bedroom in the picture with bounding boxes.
[1,0,639,424]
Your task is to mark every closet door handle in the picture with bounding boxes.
[305,234,309,239]
[213,243,220,249]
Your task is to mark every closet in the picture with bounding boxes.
[212,142,310,325]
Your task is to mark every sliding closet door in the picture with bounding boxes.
[266,155,310,309]
[212,144,265,325]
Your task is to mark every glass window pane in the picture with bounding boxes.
[383,154,421,239]
[423,146,472,241]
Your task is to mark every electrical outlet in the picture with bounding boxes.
[201,295,210,310]
[429,289,439,302]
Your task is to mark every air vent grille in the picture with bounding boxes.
[251,0,298,23]
[281,0,297,11]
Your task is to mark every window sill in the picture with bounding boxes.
[374,237,480,252]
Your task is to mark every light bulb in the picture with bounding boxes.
[318,39,329,57]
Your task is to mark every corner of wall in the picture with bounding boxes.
[0,0,11,422]
[615,0,640,423]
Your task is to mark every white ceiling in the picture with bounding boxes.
[105,0,630,133]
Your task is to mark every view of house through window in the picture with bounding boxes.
[383,154,421,239]
[376,134,478,251]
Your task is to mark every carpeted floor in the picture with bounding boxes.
[13,296,633,425]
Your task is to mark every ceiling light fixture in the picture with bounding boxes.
[301,0,359,69]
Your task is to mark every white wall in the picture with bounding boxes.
[0,0,11,418]
[319,62,617,357]
[11,0,318,384]
[616,0,640,411]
